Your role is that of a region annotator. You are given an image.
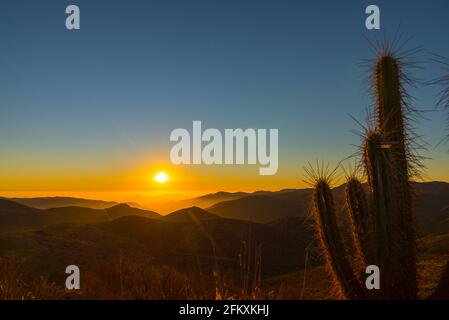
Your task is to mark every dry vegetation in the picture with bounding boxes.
[1,236,448,300]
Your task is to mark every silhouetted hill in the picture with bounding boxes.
[207,182,449,232]
[1,182,449,299]
[42,204,160,225]
[0,200,161,233]
[155,192,250,213]
[207,189,311,223]
[191,192,249,206]
[412,182,449,235]
[105,204,160,220]
[3,181,448,234]
[268,216,311,237]
[0,199,43,233]
[43,206,112,225]
[163,206,218,222]
[7,196,118,210]
[0,214,313,284]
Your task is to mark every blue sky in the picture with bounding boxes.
[0,0,448,193]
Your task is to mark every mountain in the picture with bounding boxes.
[1,181,449,299]
[0,199,43,233]
[0,213,313,284]
[269,216,310,237]
[207,189,312,223]
[207,182,449,229]
[190,191,249,206]
[0,200,161,233]
[43,206,109,225]
[412,182,449,235]
[163,206,219,222]
[42,203,160,226]
[7,196,118,210]
[3,181,448,232]
[148,191,250,213]
[105,203,160,220]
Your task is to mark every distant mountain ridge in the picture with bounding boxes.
[5,196,118,210]
[0,199,42,232]
[1,181,448,233]
[207,182,449,227]
[1,181,449,299]
[154,191,250,213]
[0,200,161,233]
[207,189,312,223]
[163,206,219,222]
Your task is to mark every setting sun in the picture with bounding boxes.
[154,171,169,184]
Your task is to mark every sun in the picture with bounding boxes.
[154,171,169,184]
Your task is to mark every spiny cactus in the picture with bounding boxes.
[345,177,370,268]
[310,52,423,299]
[312,178,365,299]
[377,54,417,297]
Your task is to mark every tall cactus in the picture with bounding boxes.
[310,52,418,299]
[375,54,417,298]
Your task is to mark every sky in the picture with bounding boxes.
[0,0,448,201]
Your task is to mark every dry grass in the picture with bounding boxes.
[1,252,447,300]
[0,253,277,300]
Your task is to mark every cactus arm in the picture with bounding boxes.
[312,180,365,299]
[345,178,371,266]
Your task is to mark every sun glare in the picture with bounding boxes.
[154,171,169,184]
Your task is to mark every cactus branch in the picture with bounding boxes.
[312,179,365,299]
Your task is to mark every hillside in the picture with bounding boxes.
[7,196,118,210]
[0,199,43,233]
[0,200,161,233]
[146,191,250,213]
[0,214,314,287]
[1,182,449,299]
[207,189,312,223]
[207,182,449,230]
[163,206,219,222]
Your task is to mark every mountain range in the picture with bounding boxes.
[5,196,119,210]
[2,181,449,232]
[1,181,449,299]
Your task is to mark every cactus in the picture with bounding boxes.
[363,130,410,299]
[310,52,420,299]
[310,50,449,299]
[376,54,417,298]
[312,179,365,299]
[345,177,370,267]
